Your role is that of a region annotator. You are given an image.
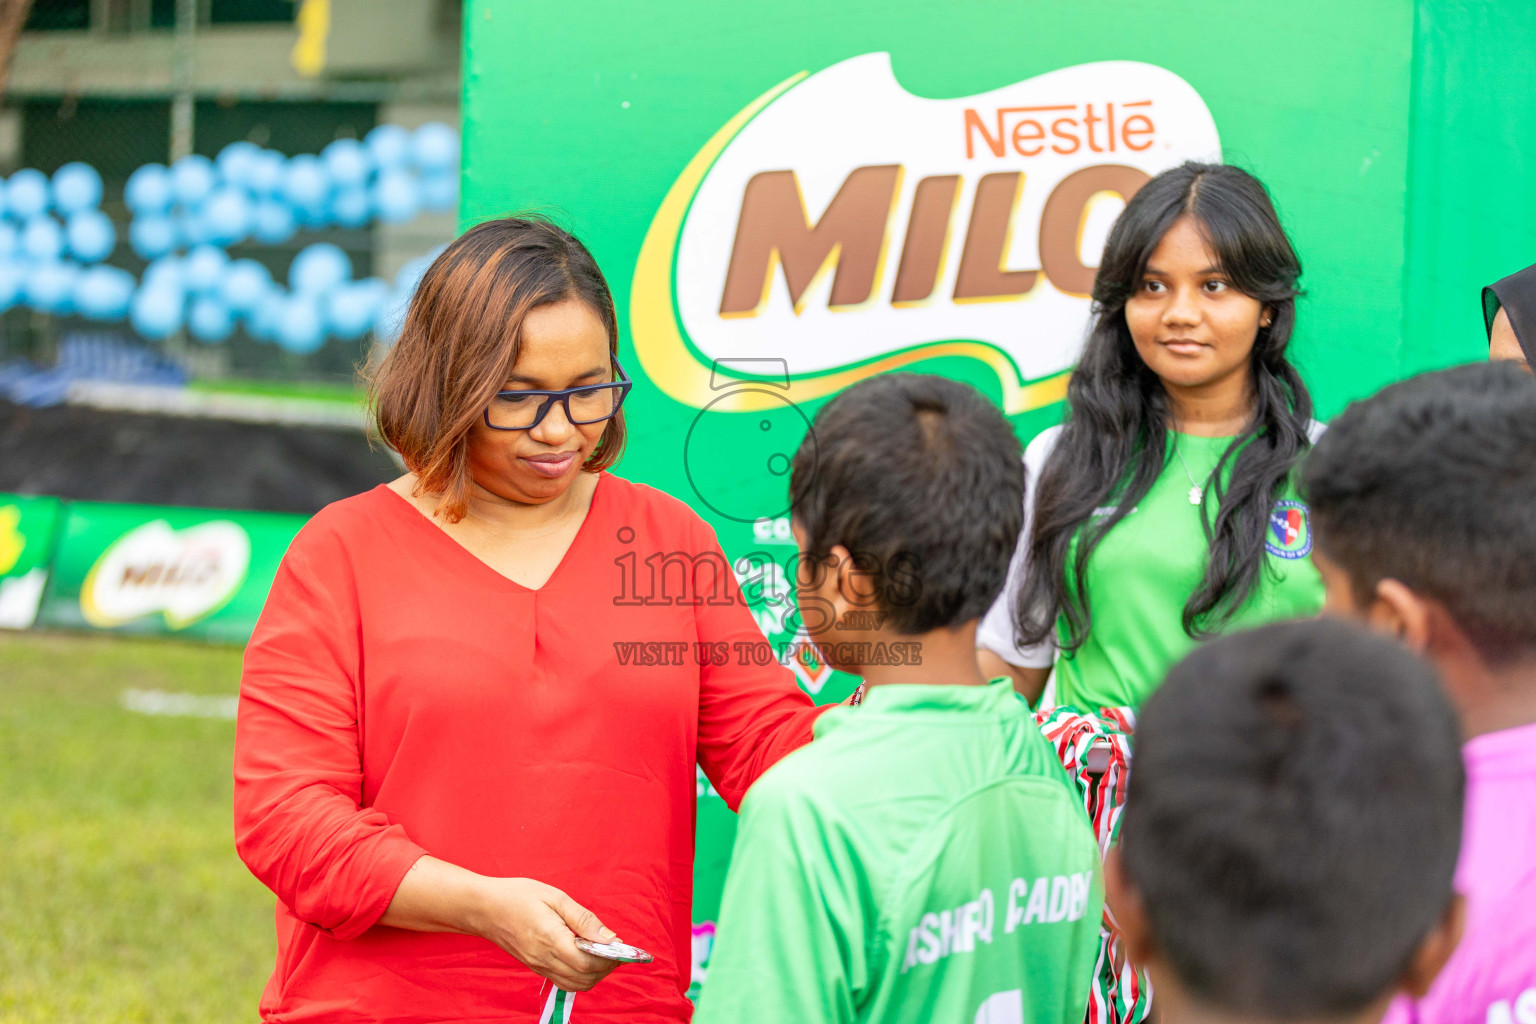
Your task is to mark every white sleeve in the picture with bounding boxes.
[976,427,1061,670]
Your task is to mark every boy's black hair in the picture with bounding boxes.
[1300,361,1536,663]
[1121,619,1464,1019]
[789,373,1023,634]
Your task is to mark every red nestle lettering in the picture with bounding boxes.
[964,108,1005,159]
[964,101,1156,158]
[1122,113,1155,151]
[1050,118,1079,155]
[1010,118,1045,157]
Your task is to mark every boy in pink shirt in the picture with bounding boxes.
[1301,361,1536,1024]
[1106,619,1465,1024]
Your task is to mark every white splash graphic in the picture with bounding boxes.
[675,53,1221,383]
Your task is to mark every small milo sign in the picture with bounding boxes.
[39,501,306,643]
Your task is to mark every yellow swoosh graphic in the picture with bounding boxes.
[629,71,1070,414]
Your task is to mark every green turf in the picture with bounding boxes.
[0,631,274,1023]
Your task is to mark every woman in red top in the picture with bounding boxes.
[233,218,828,1023]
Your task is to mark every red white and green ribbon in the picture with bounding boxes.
[1034,704,1152,1024]
[538,987,575,1024]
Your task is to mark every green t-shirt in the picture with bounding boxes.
[978,426,1325,711]
[695,680,1104,1024]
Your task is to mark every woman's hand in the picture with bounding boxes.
[380,856,625,992]
[467,877,625,992]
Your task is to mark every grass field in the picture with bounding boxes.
[0,631,274,1023]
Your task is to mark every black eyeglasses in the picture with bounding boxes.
[482,355,633,431]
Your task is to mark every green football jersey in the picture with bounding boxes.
[979,426,1325,712]
[1055,430,1323,709]
[695,680,1104,1024]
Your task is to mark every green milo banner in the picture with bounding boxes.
[0,493,65,631]
[37,502,306,645]
[460,0,1536,995]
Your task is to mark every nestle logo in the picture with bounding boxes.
[964,101,1156,159]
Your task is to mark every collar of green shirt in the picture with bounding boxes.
[816,678,1020,738]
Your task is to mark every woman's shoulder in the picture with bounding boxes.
[286,484,402,554]
[307,483,399,526]
[598,473,711,532]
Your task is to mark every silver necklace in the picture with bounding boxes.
[1172,444,1208,506]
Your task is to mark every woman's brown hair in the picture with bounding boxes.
[370,217,627,522]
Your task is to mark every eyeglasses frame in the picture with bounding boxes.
[481,354,634,432]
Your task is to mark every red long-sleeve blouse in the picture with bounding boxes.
[233,474,825,1023]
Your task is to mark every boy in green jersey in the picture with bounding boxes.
[696,374,1105,1024]
[1106,619,1464,1024]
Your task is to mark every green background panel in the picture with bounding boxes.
[1402,1,1536,373]
[463,0,1415,422]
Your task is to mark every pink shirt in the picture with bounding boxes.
[1382,721,1536,1024]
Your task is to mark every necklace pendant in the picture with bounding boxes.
[1188,486,1203,506]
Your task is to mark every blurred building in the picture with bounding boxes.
[4,0,462,384]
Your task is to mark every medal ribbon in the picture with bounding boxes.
[538,986,575,1024]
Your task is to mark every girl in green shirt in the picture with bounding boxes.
[978,162,1324,712]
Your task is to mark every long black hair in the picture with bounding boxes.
[1014,162,1313,652]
